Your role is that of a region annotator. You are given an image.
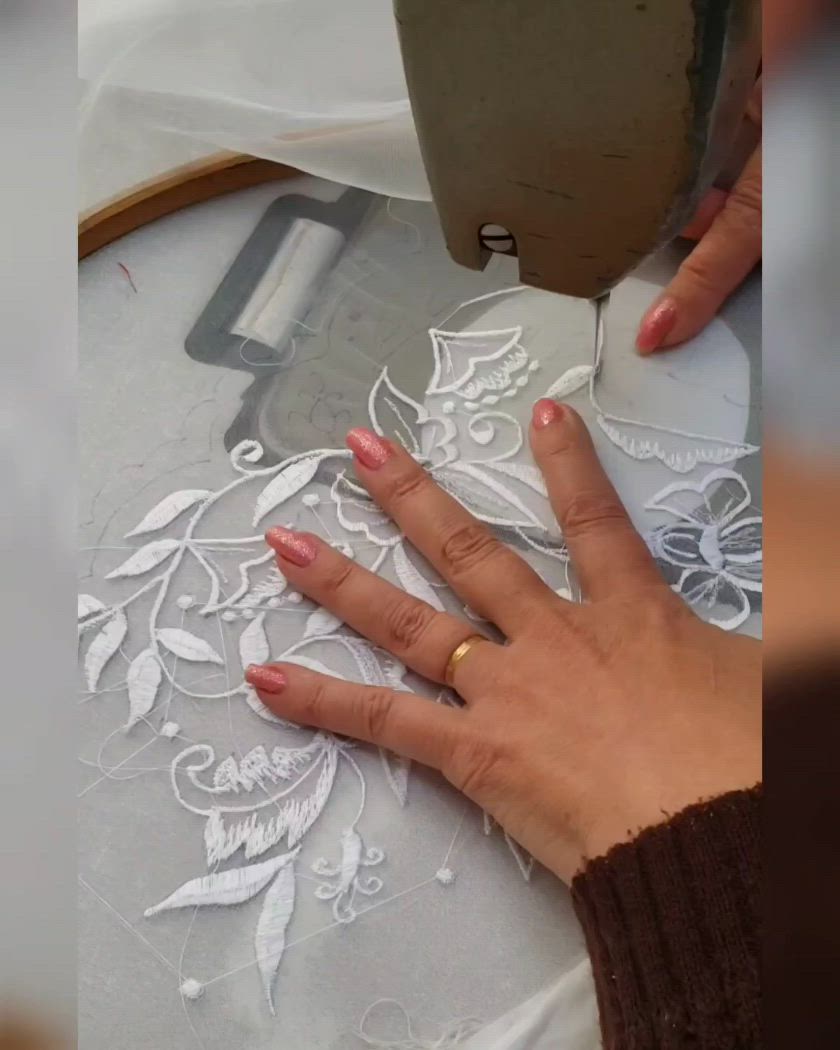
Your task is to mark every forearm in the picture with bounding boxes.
[572,788,761,1050]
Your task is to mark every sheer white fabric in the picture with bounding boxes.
[78,0,428,213]
[78,180,761,1047]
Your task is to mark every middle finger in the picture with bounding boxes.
[345,427,556,636]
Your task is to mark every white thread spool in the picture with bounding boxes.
[232,219,346,352]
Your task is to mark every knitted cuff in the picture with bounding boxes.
[571,787,761,1050]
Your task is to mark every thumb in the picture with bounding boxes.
[637,145,762,353]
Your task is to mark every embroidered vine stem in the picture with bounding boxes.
[81,448,353,702]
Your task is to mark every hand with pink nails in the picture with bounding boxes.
[637,79,762,354]
[246,405,761,885]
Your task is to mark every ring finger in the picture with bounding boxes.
[265,526,499,693]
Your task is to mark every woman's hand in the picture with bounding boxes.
[246,402,762,885]
[636,83,763,353]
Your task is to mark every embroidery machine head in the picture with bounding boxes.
[394,0,761,301]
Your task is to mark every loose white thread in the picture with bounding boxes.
[357,1000,483,1050]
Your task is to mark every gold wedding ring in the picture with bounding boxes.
[445,635,489,689]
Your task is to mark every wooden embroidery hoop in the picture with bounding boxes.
[78,153,301,259]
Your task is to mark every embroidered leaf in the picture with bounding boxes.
[334,637,390,687]
[380,749,410,807]
[106,539,179,579]
[303,608,343,639]
[126,648,162,729]
[78,594,106,620]
[544,364,594,400]
[84,611,128,691]
[485,460,548,497]
[255,863,296,1013]
[368,368,429,454]
[204,746,338,864]
[446,462,543,529]
[393,542,445,611]
[157,628,223,665]
[239,613,270,670]
[252,455,324,526]
[124,490,211,538]
[144,849,299,917]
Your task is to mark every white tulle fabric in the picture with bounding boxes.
[79,0,429,213]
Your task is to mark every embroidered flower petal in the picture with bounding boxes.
[720,516,763,563]
[675,569,751,631]
[646,469,752,527]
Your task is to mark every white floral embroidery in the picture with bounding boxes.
[79,320,761,1015]
[646,469,763,630]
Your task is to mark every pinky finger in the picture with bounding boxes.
[245,663,463,772]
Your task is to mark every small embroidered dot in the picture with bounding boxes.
[176,595,194,611]
[267,598,281,609]
[435,868,456,885]
[180,979,205,1001]
[221,611,238,622]
[242,609,256,620]
[515,375,529,388]
[342,546,355,559]
[160,722,181,739]
[287,592,303,604]
[464,402,479,412]
[442,401,456,414]
[529,360,541,372]
[302,493,320,507]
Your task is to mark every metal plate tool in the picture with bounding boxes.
[394,0,760,300]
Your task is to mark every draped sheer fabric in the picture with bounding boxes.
[79,0,429,213]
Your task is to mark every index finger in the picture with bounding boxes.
[637,146,762,353]
[530,401,664,601]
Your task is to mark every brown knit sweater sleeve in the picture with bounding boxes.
[571,787,761,1050]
